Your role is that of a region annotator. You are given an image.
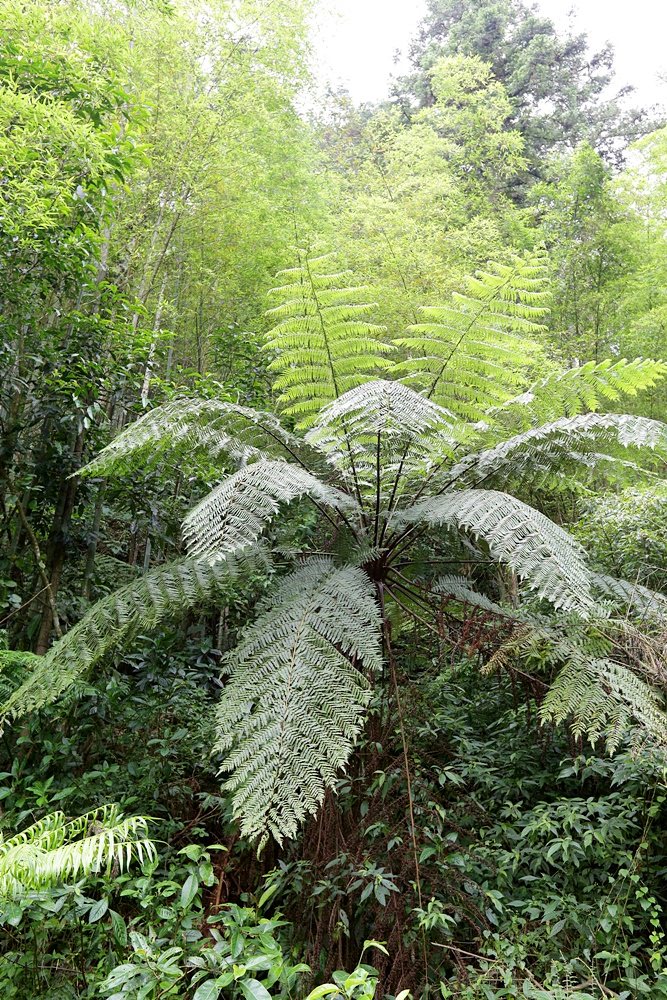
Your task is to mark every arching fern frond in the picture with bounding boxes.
[0,805,155,900]
[496,358,667,428]
[215,558,382,847]
[265,252,392,428]
[306,380,460,498]
[445,413,667,489]
[593,573,667,622]
[182,460,360,558]
[1,554,253,722]
[392,250,549,420]
[542,655,667,753]
[396,490,593,612]
[80,399,314,479]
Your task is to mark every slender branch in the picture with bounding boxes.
[15,501,63,640]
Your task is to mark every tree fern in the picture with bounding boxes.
[265,251,392,427]
[397,490,594,611]
[214,558,381,847]
[7,248,667,848]
[392,250,550,420]
[0,805,155,900]
[1,554,252,722]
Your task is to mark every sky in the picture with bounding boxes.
[312,0,667,111]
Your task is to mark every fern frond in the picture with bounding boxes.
[445,413,667,488]
[396,490,593,612]
[79,399,313,478]
[1,554,253,722]
[182,460,359,557]
[0,805,155,899]
[306,380,460,498]
[496,358,667,427]
[214,558,382,847]
[542,655,667,753]
[265,252,392,428]
[432,575,507,615]
[0,649,39,703]
[392,250,550,420]
[593,573,667,622]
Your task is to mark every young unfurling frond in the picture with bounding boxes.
[79,399,314,478]
[1,554,253,723]
[392,250,550,420]
[182,460,360,558]
[215,558,381,847]
[397,490,593,612]
[0,806,155,900]
[265,252,392,428]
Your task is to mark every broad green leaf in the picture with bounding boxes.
[239,978,273,1000]
[180,873,199,909]
[193,982,223,1000]
[88,898,109,923]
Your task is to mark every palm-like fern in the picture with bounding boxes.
[0,805,154,899]
[5,248,667,845]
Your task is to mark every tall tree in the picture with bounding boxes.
[394,0,656,179]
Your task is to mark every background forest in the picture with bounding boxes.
[1,1,667,998]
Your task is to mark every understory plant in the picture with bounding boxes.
[4,248,667,850]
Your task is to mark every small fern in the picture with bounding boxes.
[214,558,381,847]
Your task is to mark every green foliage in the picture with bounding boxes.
[0,806,154,900]
[1,5,666,995]
[7,248,667,848]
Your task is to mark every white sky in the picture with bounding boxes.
[312,0,667,110]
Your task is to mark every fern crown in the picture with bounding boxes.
[7,249,667,845]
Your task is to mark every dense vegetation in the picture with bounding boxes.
[1,1,667,997]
